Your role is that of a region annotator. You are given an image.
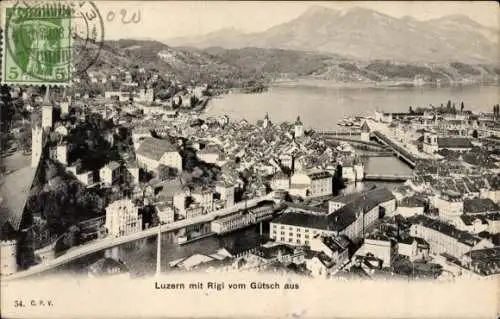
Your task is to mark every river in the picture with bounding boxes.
[48,224,269,279]
[204,84,499,130]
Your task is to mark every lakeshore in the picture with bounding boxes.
[204,83,499,130]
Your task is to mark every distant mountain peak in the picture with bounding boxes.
[303,5,336,15]
[430,14,485,27]
[163,7,497,64]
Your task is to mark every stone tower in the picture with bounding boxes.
[360,121,370,142]
[42,87,53,129]
[31,124,44,168]
[263,113,271,129]
[60,87,70,116]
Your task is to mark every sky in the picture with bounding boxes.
[95,1,500,41]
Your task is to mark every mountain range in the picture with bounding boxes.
[166,6,499,64]
[78,37,499,87]
[72,6,499,87]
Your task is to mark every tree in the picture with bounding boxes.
[409,106,413,114]
[472,130,479,139]
[460,102,465,113]
[446,100,451,110]
[332,164,345,195]
[190,95,200,108]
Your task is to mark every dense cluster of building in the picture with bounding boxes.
[1,76,499,282]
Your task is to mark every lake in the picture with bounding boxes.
[204,84,499,130]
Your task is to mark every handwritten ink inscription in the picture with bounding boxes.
[106,9,141,24]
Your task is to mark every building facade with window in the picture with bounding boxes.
[105,199,142,237]
[409,215,493,260]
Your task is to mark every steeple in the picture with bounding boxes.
[361,121,370,132]
[360,121,370,142]
[295,116,303,126]
[294,115,304,138]
[43,86,51,106]
[263,112,271,128]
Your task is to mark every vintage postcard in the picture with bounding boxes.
[0,1,499,318]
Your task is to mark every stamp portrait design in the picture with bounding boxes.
[2,1,104,85]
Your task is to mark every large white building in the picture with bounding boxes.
[191,187,214,213]
[271,187,396,245]
[136,137,182,172]
[432,192,464,222]
[423,131,473,154]
[289,171,332,198]
[354,235,397,268]
[409,215,494,260]
[105,199,142,237]
[155,203,175,225]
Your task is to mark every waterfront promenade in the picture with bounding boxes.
[2,194,275,281]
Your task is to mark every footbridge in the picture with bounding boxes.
[370,131,417,168]
[364,173,412,182]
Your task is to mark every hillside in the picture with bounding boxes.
[77,39,261,87]
[77,38,499,86]
[166,6,499,64]
[197,47,500,84]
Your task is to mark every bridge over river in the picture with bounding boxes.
[370,131,417,168]
[318,131,385,149]
[3,194,275,281]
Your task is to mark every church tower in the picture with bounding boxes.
[263,113,271,129]
[360,121,370,142]
[60,88,71,116]
[294,116,304,138]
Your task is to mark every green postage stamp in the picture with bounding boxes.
[2,3,73,85]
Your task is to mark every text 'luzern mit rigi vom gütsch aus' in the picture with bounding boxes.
[154,281,300,291]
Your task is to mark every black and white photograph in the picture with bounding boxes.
[0,1,499,318]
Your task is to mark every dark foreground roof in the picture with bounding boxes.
[274,187,395,232]
[136,137,178,160]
